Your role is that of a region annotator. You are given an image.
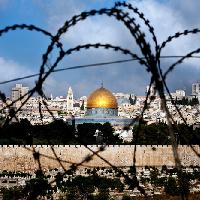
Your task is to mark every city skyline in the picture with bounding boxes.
[9,81,199,100]
[1,1,200,97]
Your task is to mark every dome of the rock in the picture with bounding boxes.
[87,87,118,109]
[86,86,118,117]
[66,85,135,127]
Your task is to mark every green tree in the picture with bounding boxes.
[122,194,131,200]
[164,177,179,196]
[65,186,81,200]
[94,189,110,200]
[101,122,122,144]
[150,167,159,186]
[129,94,135,105]
[77,123,97,144]
[80,100,85,110]
[190,97,199,106]
[161,165,168,174]
[23,170,52,199]
[132,123,169,145]
[32,119,75,144]
[2,187,24,200]
[178,172,190,199]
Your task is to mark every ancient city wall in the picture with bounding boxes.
[0,145,199,172]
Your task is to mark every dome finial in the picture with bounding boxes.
[101,80,104,88]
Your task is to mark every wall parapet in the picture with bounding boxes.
[0,145,199,148]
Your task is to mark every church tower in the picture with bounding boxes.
[67,86,74,112]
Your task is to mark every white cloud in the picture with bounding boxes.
[0,57,33,81]
[0,57,35,96]
[0,57,67,98]
[42,0,200,59]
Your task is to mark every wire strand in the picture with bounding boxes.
[0,55,200,85]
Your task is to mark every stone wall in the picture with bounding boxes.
[0,145,199,172]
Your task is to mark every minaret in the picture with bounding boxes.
[67,86,73,112]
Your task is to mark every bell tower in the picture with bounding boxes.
[67,86,73,112]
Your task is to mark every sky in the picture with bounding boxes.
[0,0,200,98]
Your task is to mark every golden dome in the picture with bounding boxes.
[87,87,118,109]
